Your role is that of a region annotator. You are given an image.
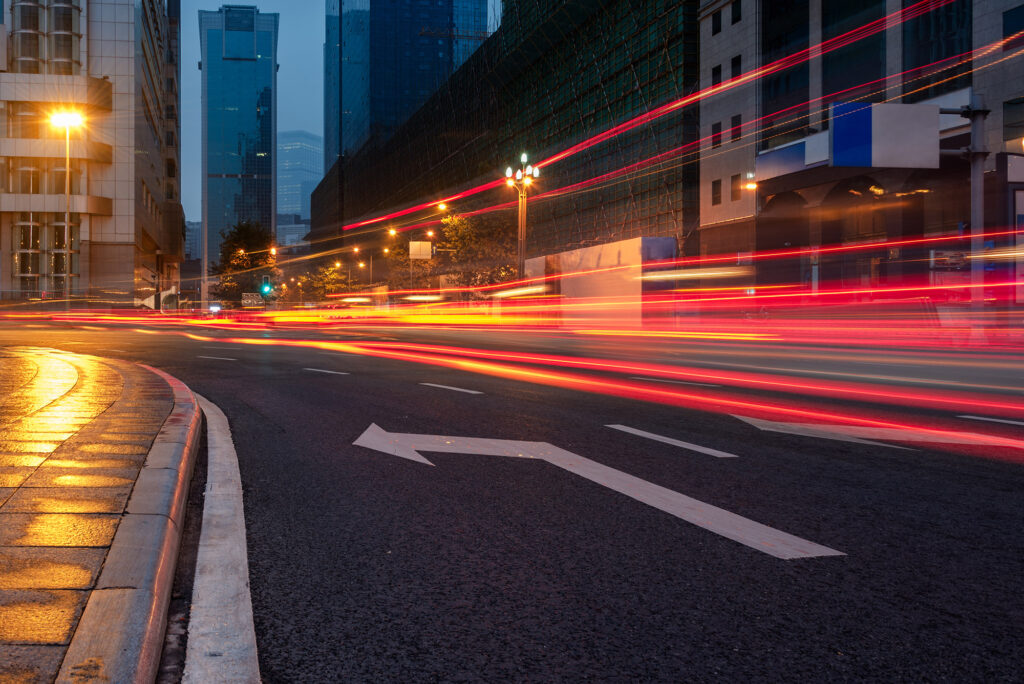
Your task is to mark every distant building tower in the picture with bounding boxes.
[185,221,203,261]
[199,4,279,295]
[278,131,323,225]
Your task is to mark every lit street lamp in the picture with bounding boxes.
[50,111,84,308]
[505,152,540,278]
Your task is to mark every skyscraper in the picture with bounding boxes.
[0,0,184,307]
[323,0,492,169]
[278,131,323,223]
[199,4,279,300]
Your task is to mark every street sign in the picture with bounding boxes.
[241,292,264,309]
[409,241,433,260]
[353,423,842,559]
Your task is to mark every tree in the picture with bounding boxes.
[279,262,353,303]
[212,220,281,303]
[434,214,516,288]
[385,239,436,290]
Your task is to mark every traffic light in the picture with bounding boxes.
[261,275,272,295]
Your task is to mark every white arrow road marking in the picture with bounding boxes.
[606,424,739,458]
[419,382,483,395]
[196,355,237,361]
[305,367,350,375]
[353,424,842,560]
[959,415,1024,428]
[732,415,1011,447]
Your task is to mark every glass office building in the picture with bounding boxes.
[199,5,279,264]
[278,131,323,223]
[323,0,492,170]
[312,0,697,258]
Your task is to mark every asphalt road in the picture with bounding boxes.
[2,322,1023,681]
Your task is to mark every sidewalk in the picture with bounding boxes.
[0,347,200,683]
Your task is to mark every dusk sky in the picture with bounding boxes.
[181,1,325,223]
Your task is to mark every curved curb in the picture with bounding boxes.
[57,365,201,684]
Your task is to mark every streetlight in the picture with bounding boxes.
[50,110,84,307]
[505,152,540,278]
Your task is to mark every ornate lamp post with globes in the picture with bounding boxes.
[505,153,540,278]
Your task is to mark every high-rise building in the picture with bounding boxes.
[311,0,697,261]
[185,220,202,261]
[0,0,185,307]
[698,0,1024,294]
[278,130,322,224]
[323,0,492,170]
[199,4,279,290]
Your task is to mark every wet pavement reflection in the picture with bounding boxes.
[0,348,172,682]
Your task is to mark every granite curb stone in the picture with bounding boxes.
[56,365,201,684]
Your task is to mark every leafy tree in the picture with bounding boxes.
[384,239,436,290]
[212,220,281,303]
[279,262,353,303]
[433,214,516,288]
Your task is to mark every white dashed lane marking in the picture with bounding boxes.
[629,376,721,388]
[959,415,1024,428]
[606,424,739,458]
[304,368,350,375]
[420,382,483,395]
[197,355,237,361]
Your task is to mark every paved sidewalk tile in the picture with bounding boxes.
[0,347,173,684]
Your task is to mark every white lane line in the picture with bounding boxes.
[630,375,721,388]
[103,349,129,353]
[959,414,1024,428]
[196,355,237,361]
[607,424,739,458]
[185,396,260,683]
[419,382,483,395]
[304,367,350,375]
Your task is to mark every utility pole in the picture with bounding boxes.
[966,94,989,326]
[940,95,989,338]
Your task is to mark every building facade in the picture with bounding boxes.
[322,0,492,171]
[698,0,1024,292]
[184,219,201,260]
[277,129,322,225]
[199,4,278,274]
[0,0,184,306]
[312,0,698,262]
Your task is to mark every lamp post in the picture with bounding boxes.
[50,111,84,309]
[505,152,540,278]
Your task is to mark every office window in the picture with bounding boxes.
[823,1,884,105]
[1005,97,1024,141]
[1006,5,1024,51]
[732,1,742,24]
[731,174,742,201]
[712,65,722,86]
[902,0,970,102]
[712,9,722,35]
[711,122,722,147]
[731,114,742,141]
[731,55,742,80]
[711,179,722,205]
